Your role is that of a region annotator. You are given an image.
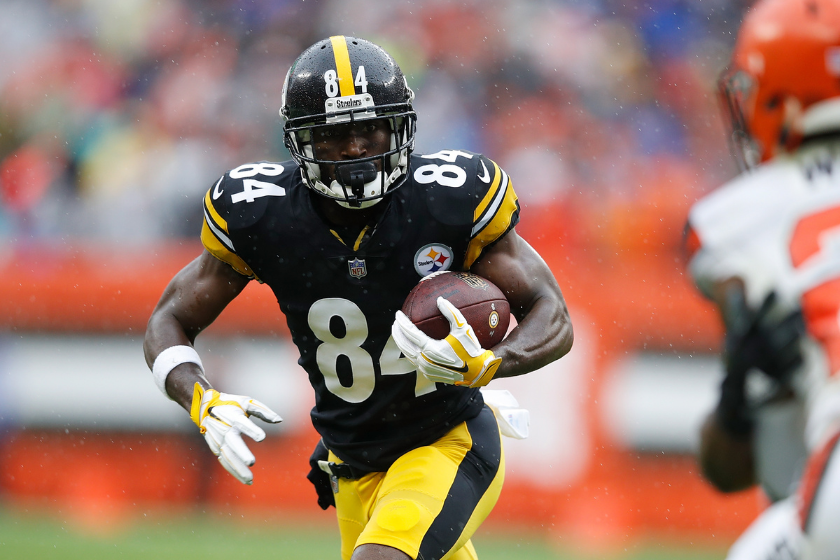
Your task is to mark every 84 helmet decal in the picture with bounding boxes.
[281,36,417,209]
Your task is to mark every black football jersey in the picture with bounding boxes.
[201,149,520,472]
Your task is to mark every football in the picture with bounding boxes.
[401,271,511,348]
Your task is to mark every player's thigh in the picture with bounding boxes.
[349,406,504,560]
[449,539,478,560]
[725,497,802,560]
[800,431,840,560]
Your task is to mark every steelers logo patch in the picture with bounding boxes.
[414,243,453,276]
[489,311,500,329]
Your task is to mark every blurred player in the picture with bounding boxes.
[143,36,573,560]
[685,1,840,558]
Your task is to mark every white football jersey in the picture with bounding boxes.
[688,139,840,501]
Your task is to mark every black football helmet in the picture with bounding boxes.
[281,36,417,208]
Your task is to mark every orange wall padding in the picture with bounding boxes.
[0,242,287,335]
[0,428,759,545]
[0,237,757,549]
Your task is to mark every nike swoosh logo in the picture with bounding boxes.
[478,160,491,183]
[422,352,470,373]
[212,177,224,200]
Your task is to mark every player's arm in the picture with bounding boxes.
[144,250,282,485]
[391,156,571,387]
[697,277,757,492]
[144,250,249,407]
[470,229,573,378]
[391,229,572,388]
[685,223,759,491]
[698,277,805,492]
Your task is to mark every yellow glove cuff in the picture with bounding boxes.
[468,350,502,387]
[443,335,502,387]
[190,383,208,430]
[190,384,252,433]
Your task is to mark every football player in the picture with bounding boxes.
[685,1,840,559]
[144,36,573,560]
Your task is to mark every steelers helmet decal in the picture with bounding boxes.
[281,36,417,209]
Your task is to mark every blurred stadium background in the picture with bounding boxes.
[0,0,761,557]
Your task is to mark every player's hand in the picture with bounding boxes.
[716,290,804,437]
[189,384,282,485]
[724,291,804,382]
[392,297,502,387]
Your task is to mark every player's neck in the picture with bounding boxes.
[316,196,384,227]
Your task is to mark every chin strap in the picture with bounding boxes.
[330,166,404,209]
[337,161,377,199]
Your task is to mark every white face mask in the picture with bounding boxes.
[330,165,406,209]
[301,142,408,209]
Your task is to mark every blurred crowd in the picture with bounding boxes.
[0,0,749,253]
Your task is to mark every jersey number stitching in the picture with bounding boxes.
[308,298,436,403]
[229,163,286,203]
[413,150,473,188]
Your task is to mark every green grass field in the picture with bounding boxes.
[0,505,726,559]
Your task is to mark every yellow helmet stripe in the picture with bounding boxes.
[330,35,355,97]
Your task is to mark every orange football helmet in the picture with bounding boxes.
[719,0,840,171]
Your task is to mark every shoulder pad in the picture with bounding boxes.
[206,161,294,231]
[410,150,519,267]
[200,161,294,278]
[689,162,800,254]
[465,154,519,267]
[687,162,803,303]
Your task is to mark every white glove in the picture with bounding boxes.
[392,297,502,387]
[189,384,282,485]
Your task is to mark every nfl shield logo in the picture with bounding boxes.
[348,257,367,279]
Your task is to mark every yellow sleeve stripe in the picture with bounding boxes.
[201,221,256,279]
[203,208,235,258]
[204,184,228,234]
[330,36,355,97]
[464,175,519,268]
[471,166,511,237]
[474,160,502,223]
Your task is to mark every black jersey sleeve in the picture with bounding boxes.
[464,154,520,267]
[200,173,262,279]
